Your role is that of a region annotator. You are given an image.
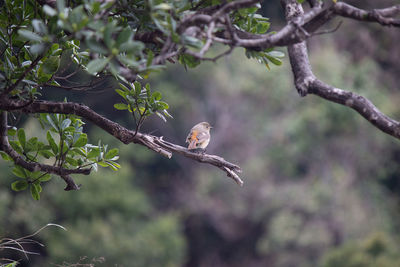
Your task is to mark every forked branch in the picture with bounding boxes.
[0,111,86,190]
[283,0,400,140]
[0,98,243,186]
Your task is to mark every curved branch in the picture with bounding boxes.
[154,137,243,186]
[178,1,400,54]
[282,0,400,140]
[0,111,86,190]
[0,99,243,186]
[333,3,400,27]
[308,80,400,138]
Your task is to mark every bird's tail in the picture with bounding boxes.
[188,139,197,150]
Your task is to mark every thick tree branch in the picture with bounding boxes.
[308,80,400,138]
[178,1,400,55]
[333,3,400,27]
[0,99,243,185]
[282,0,400,140]
[154,137,243,186]
[0,111,86,190]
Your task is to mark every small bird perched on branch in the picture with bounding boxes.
[186,122,212,151]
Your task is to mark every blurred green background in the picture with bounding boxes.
[2,1,400,266]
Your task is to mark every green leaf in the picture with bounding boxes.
[178,54,200,68]
[158,101,169,109]
[256,22,270,34]
[10,141,23,155]
[39,173,52,182]
[12,166,27,178]
[41,56,60,74]
[30,44,45,55]
[39,149,54,159]
[152,91,162,101]
[32,19,47,34]
[104,22,116,49]
[43,5,57,16]
[65,157,79,166]
[30,184,40,200]
[154,3,172,10]
[61,118,71,130]
[163,109,173,119]
[73,134,87,147]
[115,89,127,98]
[117,27,132,47]
[134,81,142,96]
[119,83,129,92]
[97,161,108,167]
[7,127,17,136]
[105,148,119,160]
[87,147,100,158]
[86,38,108,54]
[17,128,26,150]
[265,54,282,66]
[119,41,144,54]
[18,29,43,42]
[156,112,167,122]
[267,51,285,58]
[46,114,58,130]
[38,66,52,83]
[91,1,101,13]
[11,180,28,191]
[26,137,38,152]
[57,0,65,11]
[182,35,203,49]
[72,147,86,157]
[146,50,154,67]
[106,160,121,171]
[114,103,128,110]
[0,151,12,161]
[47,131,58,154]
[87,58,109,74]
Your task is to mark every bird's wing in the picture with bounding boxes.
[186,129,197,143]
[196,131,210,143]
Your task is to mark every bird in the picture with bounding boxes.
[186,122,212,151]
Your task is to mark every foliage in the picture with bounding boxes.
[0,0,283,198]
[1,0,400,266]
[1,40,400,265]
[321,233,400,267]
[0,160,186,266]
[145,45,400,267]
[114,81,172,132]
[2,112,121,200]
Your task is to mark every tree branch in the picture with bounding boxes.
[1,55,43,97]
[333,3,400,27]
[0,99,243,186]
[282,0,400,140]
[0,111,86,190]
[178,1,400,54]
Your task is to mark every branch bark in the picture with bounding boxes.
[0,98,243,186]
[0,111,86,190]
[282,0,400,140]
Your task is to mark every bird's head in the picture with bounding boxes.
[197,122,212,132]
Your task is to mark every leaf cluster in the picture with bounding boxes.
[115,81,172,132]
[2,112,120,200]
[245,48,285,69]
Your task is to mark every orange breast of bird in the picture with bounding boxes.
[187,130,199,149]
